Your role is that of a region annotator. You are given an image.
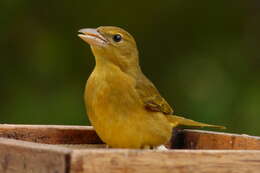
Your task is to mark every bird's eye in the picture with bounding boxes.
[113,34,122,42]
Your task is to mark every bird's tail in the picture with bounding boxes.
[166,115,226,129]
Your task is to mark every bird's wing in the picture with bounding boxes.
[135,74,174,115]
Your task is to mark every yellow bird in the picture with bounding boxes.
[78,26,225,149]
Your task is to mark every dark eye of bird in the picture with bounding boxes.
[113,34,122,42]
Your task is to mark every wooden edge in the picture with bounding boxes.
[183,129,260,139]
[0,124,93,130]
[0,137,71,173]
[0,137,72,152]
[1,124,260,150]
[171,129,260,150]
[0,124,103,144]
[70,149,260,173]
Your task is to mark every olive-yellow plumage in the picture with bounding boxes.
[78,26,225,149]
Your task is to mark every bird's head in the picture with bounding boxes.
[78,26,140,73]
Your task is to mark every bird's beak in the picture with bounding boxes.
[78,28,108,46]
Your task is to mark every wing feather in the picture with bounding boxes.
[135,73,173,115]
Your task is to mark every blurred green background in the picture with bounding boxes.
[1,0,260,135]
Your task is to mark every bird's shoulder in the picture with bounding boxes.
[135,73,173,115]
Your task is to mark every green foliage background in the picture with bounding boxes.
[1,0,260,135]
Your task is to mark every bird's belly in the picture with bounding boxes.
[91,108,172,148]
[85,67,172,148]
[86,85,172,148]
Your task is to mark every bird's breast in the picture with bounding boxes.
[86,65,140,116]
[84,64,171,148]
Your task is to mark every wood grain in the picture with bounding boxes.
[71,149,260,173]
[172,129,260,150]
[0,137,71,173]
[0,124,103,144]
[1,124,260,149]
[0,125,260,173]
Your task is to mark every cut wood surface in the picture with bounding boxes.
[0,137,71,173]
[0,124,260,173]
[172,129,260,150]
[1,124,260,150]
[0,124,103,144]
[71,149,260,173]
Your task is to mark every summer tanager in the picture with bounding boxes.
[78,26,225,149]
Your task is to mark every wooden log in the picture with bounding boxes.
[71,149,260,173]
